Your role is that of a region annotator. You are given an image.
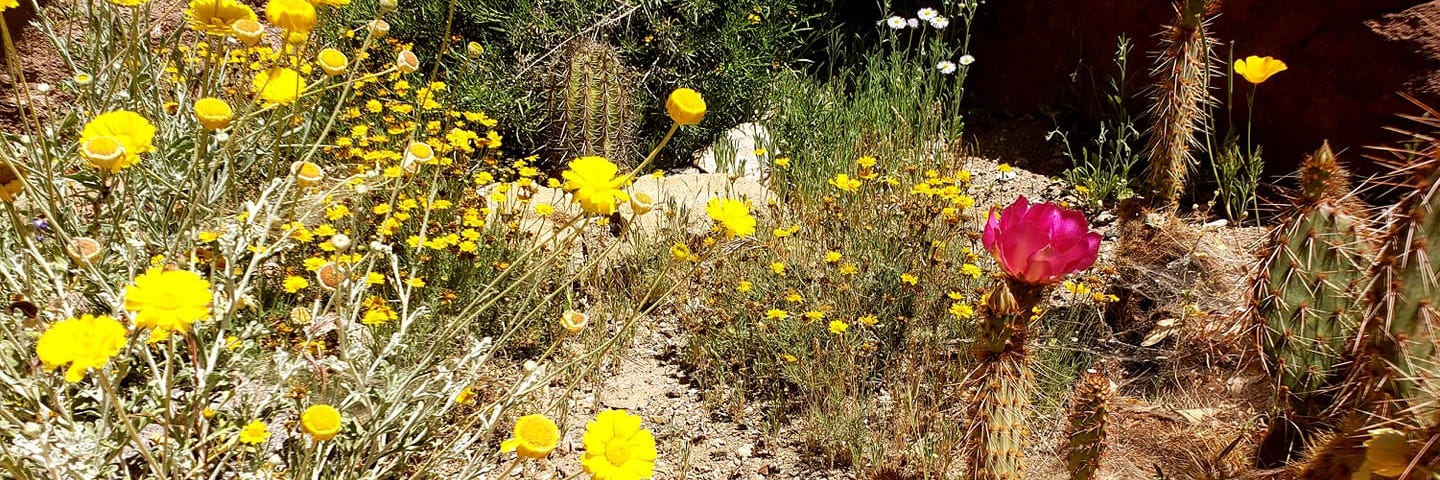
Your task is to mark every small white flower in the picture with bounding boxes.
[886,16,906,29]
[35,83,51,94]
[929,16,950,29]
[917,8,938,21]
[907,18,919,28]
[936,61,957,75]
[959,54,976,66]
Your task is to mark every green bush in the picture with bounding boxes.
[335,0,837,169]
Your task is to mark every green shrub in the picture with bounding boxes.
[336,0,837,169]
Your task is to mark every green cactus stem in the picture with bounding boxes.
[1063,369,1115,480]
[1143,0,1216,205]
[545,38,639,168]
[963,279,1044,480]
[1363,147,1440,430]
[1253,143,1375,466]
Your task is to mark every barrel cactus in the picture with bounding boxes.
[544,37,640,169]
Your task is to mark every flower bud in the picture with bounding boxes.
[232,19,265,46]
[291,161,324,187]
[366,19,389,39]
[985,280,1020,316]
[317,48,348,76]
[396,50,419,74]
[630,192,653,216]
[377,0,396,14]
[330,233,351,251]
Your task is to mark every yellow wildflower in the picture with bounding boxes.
[252,67,306,105]
[80,110,156,173]
[561,156,630,216]
[265,0,316,33]
[1233,55,1288,84]
[125,268,212,338]
[193,98,234,130]
[705,197,756,238]
[185,0,257,36]
[665,88,706,125]
[238,420,270,444]
[301,404,342,440]
[574,415,657,480]
[501,414,561,459]
[36,314,127,382]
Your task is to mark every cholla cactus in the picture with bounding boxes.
[1142,0,1217,205]
[1063,369,1116,480]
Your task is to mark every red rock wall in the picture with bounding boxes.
[967,0,1440,174]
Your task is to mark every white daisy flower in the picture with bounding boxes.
[959,54,975,66]
[917,8,938,21]
[907,18,919,28]
[886,16,906,29]
[936,61,957,75]
[929,16,950,29]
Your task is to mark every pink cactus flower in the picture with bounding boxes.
[981,196,1102,285]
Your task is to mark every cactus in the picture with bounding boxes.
[1252,143,1376,465]
[544,38,639,168]
[963,280,1042,480]
[1357,135,1440,444]
[1142,0,1217,205]
[1295,105,1440,479]
[1062,369,1115,480]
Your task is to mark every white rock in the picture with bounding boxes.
[624,173,770,238]
[695,123,772,182]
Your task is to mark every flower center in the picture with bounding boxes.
[604,439,631,466]
[83,136,124,161]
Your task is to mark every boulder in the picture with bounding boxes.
[623,173,770,238]
[694,123,773,182]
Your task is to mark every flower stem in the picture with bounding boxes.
[492,457,523,479]
[1246,86,1257,160]
[629,123,679,178]
[98,372,166,477]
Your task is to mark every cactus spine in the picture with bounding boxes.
[963,280,1042,480]
[1252,143,1376,465]
[545,38,639,168]
[1143,0,1216,205]
[1295,107,1440,478]
[1062,369,1115,480]
[1365,148,1440,428]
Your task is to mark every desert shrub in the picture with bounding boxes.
[0,0,689,477]
[674,4,999,472]
[334,0,840,169]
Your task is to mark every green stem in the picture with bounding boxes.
[98,372,167,477]
[1246,87,1256,160]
